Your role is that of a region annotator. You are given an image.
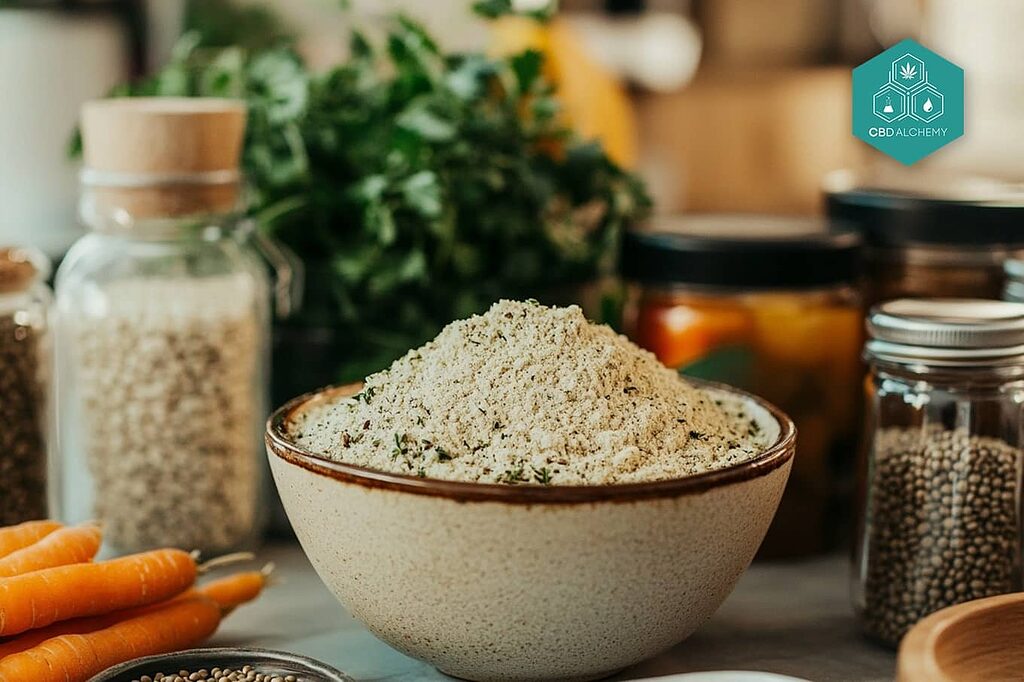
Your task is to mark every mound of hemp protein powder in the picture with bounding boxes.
[290,300,773,485]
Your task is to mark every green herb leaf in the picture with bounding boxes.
[510,50,544,93]
[396,105,456,142]
[86,9,650,385]
[472,0,557,21]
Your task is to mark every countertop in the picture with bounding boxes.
[214,543,895,682]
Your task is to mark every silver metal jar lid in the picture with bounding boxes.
[866,298,1024,365]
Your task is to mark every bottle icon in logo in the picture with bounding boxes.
[853,39,964,164]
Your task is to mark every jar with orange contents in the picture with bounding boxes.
[621,216,863,557]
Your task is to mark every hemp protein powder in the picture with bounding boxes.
[290,300,772,485]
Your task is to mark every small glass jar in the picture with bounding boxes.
[826,185,1024,306]
[620,216,864,557]
[0,247,52,525]
[854,299,1024,647]
[55,98,272,554]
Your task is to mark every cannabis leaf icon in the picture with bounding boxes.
[900,62,917,80]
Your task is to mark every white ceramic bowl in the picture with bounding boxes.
[266,383,796,682]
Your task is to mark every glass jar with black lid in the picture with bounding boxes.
[620,215,863,558]
[826,179,1024,306]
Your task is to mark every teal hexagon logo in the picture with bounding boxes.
[852,39,964,165]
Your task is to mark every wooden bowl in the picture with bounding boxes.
[897,593,1024,682]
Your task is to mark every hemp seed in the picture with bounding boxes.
[861,426,1020,645]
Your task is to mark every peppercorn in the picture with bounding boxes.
[861,426,1020,645]
[0,311,48,525]
[133,665,298,682]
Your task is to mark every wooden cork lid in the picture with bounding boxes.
[0,247,47,295]
[80,98,247,220]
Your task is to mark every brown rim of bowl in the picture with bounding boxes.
[265,380,797,504]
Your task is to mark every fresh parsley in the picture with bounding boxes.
[88,7,649,383]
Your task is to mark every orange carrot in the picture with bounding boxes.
[0,568,271,661]
[0,524,102,578]
[0,548,197,637]
[196,566,272,612]
[0,521,62,560]
[0,596,221,682]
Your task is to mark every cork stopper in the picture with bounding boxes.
[0,248,46,295]
[80,98,247,220]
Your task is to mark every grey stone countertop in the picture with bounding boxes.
[213,543,895,682]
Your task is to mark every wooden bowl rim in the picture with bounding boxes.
[897,592,1024,682]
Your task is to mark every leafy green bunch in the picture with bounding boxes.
[105,9,649,381]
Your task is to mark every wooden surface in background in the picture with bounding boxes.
[636,67,867,215]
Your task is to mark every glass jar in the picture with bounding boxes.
[826,184,1024,306]
[0,247,52,525]
[55,98,271,554]
[1004,259,1024,302]
[854,299,1024,647]
[620,216,864,557]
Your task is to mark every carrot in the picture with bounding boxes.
[0,548,197,637]
[0,567,271,661]
[0,524,102,578]
[196,565,273,612]
[0,521,62,560]
[0,596,222,682]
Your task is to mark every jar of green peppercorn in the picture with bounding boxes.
[0,247,52,525]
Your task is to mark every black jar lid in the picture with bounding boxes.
[826,187,1024,248]
[620,215,861,289]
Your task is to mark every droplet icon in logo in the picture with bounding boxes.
[923,98,934,113]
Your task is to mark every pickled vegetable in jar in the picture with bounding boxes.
[621,216,863,557]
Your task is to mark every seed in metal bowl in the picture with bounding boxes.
[132,665,298,682]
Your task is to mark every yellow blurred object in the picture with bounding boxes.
[490,16,638,168]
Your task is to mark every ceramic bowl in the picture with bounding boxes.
[266,383,796,682]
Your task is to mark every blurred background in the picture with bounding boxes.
[2,0,1022,558]
[3,0,1022,256]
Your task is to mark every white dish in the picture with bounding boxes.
[639,672,811,682]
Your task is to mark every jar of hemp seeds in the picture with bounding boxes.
[854,299,1024,647]
[55,98,279,554]
[0,247,51,526]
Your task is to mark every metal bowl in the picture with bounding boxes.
[89,647,353,682]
